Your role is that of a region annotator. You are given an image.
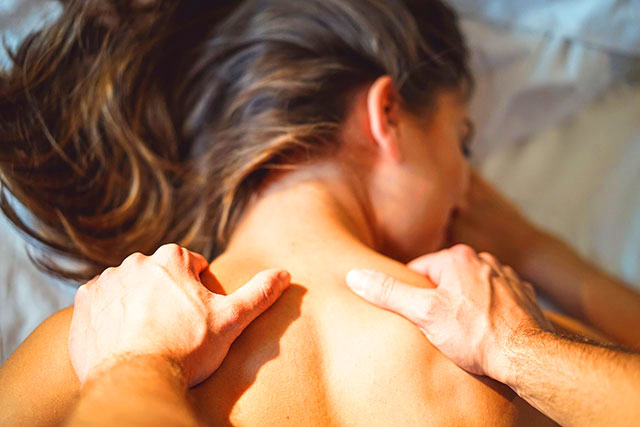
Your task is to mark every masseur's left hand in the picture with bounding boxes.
[69,243,291,387]
[448,170,640,351]
[346,244,553,379]
[345,246,640,427]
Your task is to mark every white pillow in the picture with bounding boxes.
[461,17,622,160]
[450,0,640,56]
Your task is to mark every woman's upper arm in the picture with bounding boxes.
[545,311,610,343]
[0,306,80,427]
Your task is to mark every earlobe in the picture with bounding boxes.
[366,76,402,162]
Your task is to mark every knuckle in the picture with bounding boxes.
[254,269,277,284]
[377,274,397,303]
[123,252,145,266]
[479,261,495,278]
[225,303,243,324]
[451,244,475,258]
[504,265,517,278]
[101,266,116,278]
[155,243,183,258]
[251,272,278,298]
[84,274,99,287]
[478,252,496,263]
[131,251,145,261]
[257,278,279,306]
[221,303,245,334]
[255,278,274,300]
[74,284,89,303]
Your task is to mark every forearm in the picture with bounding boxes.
[66,355,201,427]
[497,329,640,427]
[518,233,640,350]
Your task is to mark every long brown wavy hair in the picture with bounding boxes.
[0,0,471,282]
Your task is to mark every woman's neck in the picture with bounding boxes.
[214,165,398,289]
[230,165,375,254]
[211,164,433,295]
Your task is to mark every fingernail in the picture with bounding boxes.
[278,270,290,284]
[346,269,374,294]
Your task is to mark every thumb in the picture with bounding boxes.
[407,248,457,285]
[408,245,481,295]
[346,269,435,326]
[221,269,291,336]
[184,249,210,277]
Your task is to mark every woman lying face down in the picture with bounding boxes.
[0,0,556,425]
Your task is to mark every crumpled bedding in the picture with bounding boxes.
[1,0,639,364]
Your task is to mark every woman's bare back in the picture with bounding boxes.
[189,253,554,426]
[0,250,554,426]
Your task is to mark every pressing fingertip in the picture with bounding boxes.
[346,269,375,294]
[277,270,291,285]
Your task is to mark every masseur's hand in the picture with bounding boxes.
[450,171,640,351]
[69,243,291,387]
[346,245,553,381]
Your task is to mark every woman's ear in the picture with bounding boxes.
[366,76,402,162]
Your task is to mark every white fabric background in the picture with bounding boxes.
[480,82,640,285]
[449,0,640,56]
[1,0,639,363]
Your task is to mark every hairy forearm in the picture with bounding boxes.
[65,355,201,427]
[518,233,640,350]
[499,329,640,427]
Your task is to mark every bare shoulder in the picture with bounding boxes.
[0,306,80,427]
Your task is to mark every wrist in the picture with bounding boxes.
[497,327,552,390]
[484,325,546,386]
[70,354,200,427]
[84,354,187,391]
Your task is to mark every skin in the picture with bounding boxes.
[67,355,201,427]
[65,245,291,427]
[447,172,640,350]
[0,77,556,426]
[346,245,640,427]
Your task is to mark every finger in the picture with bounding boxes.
[522,281,537,301]
[478,252,502,271]
[221,269,291,336]
[408,245,476,285]
[152,243,209,277]
[152,243,184,267]
[184,249,210,276]
[407,251,448,276]
[502,265,520,281]
[121,252,145,268]
[346,269,435,326]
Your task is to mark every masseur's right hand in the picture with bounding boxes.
[69,243,291,387]
[346,244,553,382]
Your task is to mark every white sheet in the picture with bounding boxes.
[450,0,640,56]
[1,1,639,364]
[461,17,634,160]
[0,213,75,362]
[479,82,640,286]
